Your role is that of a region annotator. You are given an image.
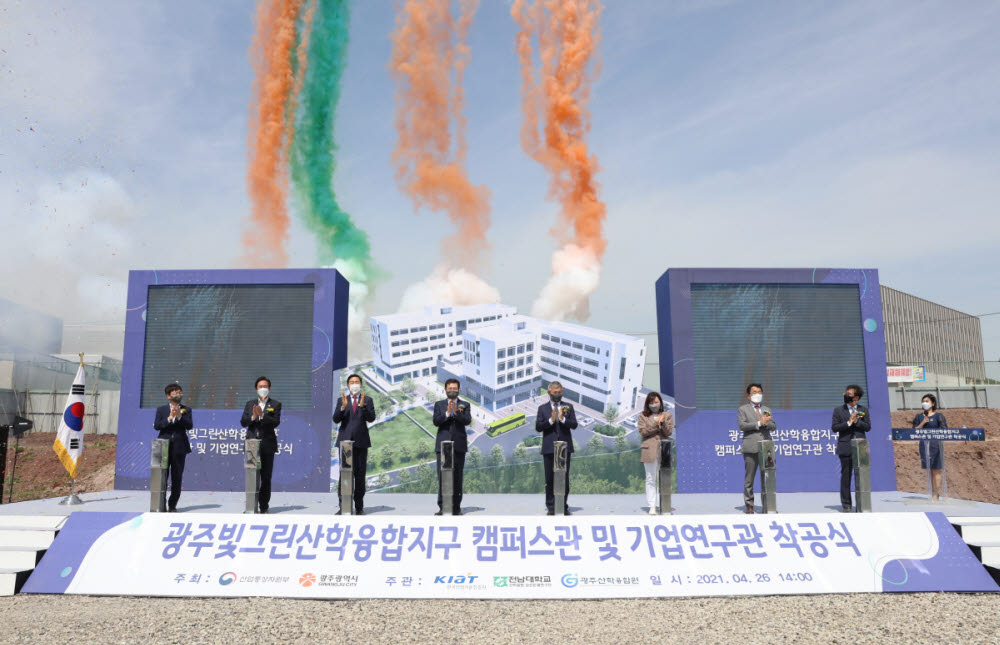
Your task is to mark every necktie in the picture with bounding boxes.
[754,405,762,421]
[352,396,357,413]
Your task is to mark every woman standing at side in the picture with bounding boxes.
[638,392,674,515]
[914,393,946,501]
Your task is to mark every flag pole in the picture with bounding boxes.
[58,354,85,506]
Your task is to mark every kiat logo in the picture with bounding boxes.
[299,573,317,587]
[433,574,478,584]
[219,572,237,586]
[561,573,579,588]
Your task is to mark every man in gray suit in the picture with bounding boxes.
[737,383,775,514]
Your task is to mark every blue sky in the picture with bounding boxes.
[2,0,998,362]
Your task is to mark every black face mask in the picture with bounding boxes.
[446,391,459,400]
[550,394,562,403]
[844,394,855,404]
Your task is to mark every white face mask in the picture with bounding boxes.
[649,403,661,412]
[750,393,763,404]
[921,401,933,411]
[257,387,269,399]
[349,383,362,395]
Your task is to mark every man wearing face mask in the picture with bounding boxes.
[153,383,193,512]
[535,381,578,515]
[432,378,473,515]
[240,376,282,514]
[737,383,775,514]
[832,384,870,512]
[333,373,376,515]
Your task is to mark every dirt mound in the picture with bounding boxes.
[892,408,1000,505]
[1,432,117,503]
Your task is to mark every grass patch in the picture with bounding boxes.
[363,409,436,475]
[592,424,625,437]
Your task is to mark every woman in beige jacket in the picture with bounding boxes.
[637,392,674,514]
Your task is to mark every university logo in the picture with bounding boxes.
[493,576,508,587]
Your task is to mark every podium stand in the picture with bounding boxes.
[658,438,674,515]
[149,438,170,512]
[439,441,455,516]
[339,440,354,515]
[759,438,777,514]
[553,441,568,516]
[851,437,872,512]
[244,438,261,514]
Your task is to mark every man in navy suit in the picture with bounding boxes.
[832,383,871,512]
[240,376,281,514]
[535,381,578,515]
[333,373,376,515]
[153,383,193,512]
[432,378,472,515]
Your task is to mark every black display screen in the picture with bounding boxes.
[140,284,314,409]
[690,284,867,410]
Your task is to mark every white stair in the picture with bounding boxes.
[0,547,45,570]
[0,569,32,596]
[0,515,66,595]
[949,517,1000,585]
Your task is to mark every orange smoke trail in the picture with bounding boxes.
[513,0,607,321]
[243,0,305,268]
[390,0,491,269]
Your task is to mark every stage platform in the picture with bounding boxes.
[2,490,999,518]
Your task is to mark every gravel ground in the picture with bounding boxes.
[2,594,999,644]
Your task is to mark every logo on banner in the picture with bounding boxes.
[219,572,237,586]
[433,574,478,584]
[493,576,508,588]
[561,573,579,588]
[299,573,317,587]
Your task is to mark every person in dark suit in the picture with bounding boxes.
[240,376,281,514]
[432,378,472,515]
[832,383,871,512]
[333,373,376,515]
[736,383,776,514]
[535,381,578,515]
[153,383,193,512]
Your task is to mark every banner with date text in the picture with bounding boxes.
[23,511,997,598]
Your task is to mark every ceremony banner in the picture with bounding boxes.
[24,511,998,598]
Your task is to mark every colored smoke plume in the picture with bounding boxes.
[513,0,607,321]
[244,0,305,268]
[390,0,500,311]
[289,0,381,356]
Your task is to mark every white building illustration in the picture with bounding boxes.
[371,304,645,415]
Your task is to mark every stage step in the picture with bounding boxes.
[0,569,32,596]
[949,518,1000,544]
[0,515,67,531]
[964,542,1000,568]
[0,547,46,570]
[0,528,59,549]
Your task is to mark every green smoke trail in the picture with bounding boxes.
[290,0,380,287]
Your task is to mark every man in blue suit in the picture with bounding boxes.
[153,383,193,512]
[432,378,472,515]
[333,373,376,515]
[240,376,281,514]
[535,381,578,515]
[832,384,871,512]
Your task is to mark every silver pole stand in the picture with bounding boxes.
[58,477,84,506]
[339,440,354,515]
[244,438,262,514]
[440,440,455,516]
[759,438,777,514]
[851,437,872,512]
[149,438,170,512]
[657,438,674,515]
[553,440,568,516]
